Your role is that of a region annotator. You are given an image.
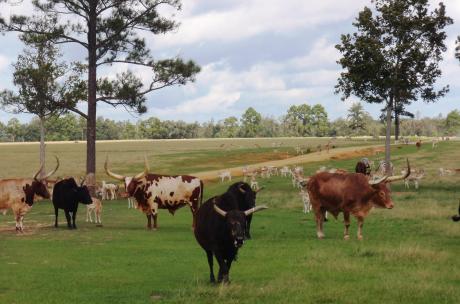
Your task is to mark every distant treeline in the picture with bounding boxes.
[1,105,459,142]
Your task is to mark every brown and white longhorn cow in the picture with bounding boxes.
[105,156,204,230]
[307,159,410,240]
[0,157,59,232]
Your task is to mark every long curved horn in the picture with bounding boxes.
[133,155,149,180]
[244,205,269,216]
[368,175,388,185]
[255,186,265,193]
[213,203,227,217]
[104,155,125,181]
[386,159,410,183]
[40,156,60,181]
[33,162,45,181]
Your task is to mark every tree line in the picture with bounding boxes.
[2,104,459,142]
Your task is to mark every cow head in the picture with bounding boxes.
[23,156,60,205]
[76,185,93,205]
[213,203,268,248]
[23,181,50,206]
[368,159,410,209]
[229,182,263,209]
[104,155,149,196]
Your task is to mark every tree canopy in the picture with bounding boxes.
[0,0,201,187]
[335,0,452,167]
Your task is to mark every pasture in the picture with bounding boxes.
[0,138,459,304]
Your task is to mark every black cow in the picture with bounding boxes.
[452,200,460,222]
[194,182,267,283]
[355,158,371,176]
[52,178,92,229]
[226,182,263,239]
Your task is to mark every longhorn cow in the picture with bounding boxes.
[307,159,410,240]
[0,157,59,232]
[105,156,204,230]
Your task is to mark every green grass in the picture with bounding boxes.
[0,137,379,179]
[0,138,459,303]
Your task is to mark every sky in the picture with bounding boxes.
[1,0,460,124]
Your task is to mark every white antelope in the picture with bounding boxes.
[86,197,103,224]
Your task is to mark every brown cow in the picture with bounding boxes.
[105,156,204,230]
[307,159,410,240]
[0,157,59,232]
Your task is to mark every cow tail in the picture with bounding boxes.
[199,180,204,208]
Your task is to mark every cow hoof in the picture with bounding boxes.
[357,235,363,241]
[344,235,350,240]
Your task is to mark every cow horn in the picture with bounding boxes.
[386,159,411,183]
[368,175,388,185]
[104,155,126,181]
[239,186,246,193]
[36,156,60,181]
[255,186,265,193]
[133,155,149,180]
[213,203,227,217]
[244,205,269,216]
[33,162,45,181]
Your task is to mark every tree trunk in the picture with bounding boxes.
[39,116,46,179]
[395,112,400,140]
[385,99,392,176]
[86,2,97,195]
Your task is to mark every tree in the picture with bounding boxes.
[0,33,84,177]
[5,118,24,142]
[219,116,239,138]
[284,104,329,137]
[1,0,200,191]
[240,107,262,137]
[336,0,451,172]
[310,104,329,137]
[284,104,313,136]
[445,110,460,136]
[347,103,369,135]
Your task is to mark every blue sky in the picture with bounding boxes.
[1,0,460,124]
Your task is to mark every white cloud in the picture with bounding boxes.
[151,0,369,49]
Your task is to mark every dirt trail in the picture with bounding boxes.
[190,144,384,181]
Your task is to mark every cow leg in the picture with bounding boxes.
[86,207,90,222]
[54,207,59,227]
[214,252,229,283]
[315,210,325,239]
[343,212,351,240]
[152,213,158,230]
[206,250,216,283]
[357,216,364,240]
[245,215,253,239]
[190,204,197,229]
[146,214,152,229]
[14,211,22,232]
[64,210,72,229]
[72,205,78,229]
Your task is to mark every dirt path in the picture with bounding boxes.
[190,144,384,181]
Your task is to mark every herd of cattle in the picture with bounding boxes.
[0,151,459,283]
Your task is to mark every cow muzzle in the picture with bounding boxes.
[386,202,394,209]
[234,237,245,248]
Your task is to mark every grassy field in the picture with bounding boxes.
[0,138,459,304]
[0,137,379,179]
